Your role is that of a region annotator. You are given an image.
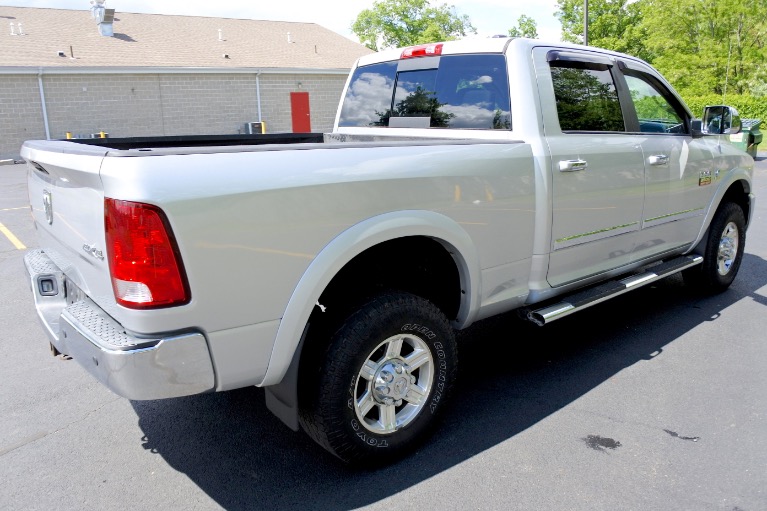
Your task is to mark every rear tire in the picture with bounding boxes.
[683,202,746,292]
[299,291,457,465]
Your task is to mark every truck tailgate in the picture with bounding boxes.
[22,141,116,313]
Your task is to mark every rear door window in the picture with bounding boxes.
[338,54,511,130]
[549,61,625,132]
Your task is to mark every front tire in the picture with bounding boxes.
[299,292,458,465]
[684,202,746,292]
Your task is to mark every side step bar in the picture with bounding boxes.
[524,255,703,326]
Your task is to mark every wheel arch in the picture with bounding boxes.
[721,179,752,227]
[688,177,753,255]
[262,210,481,388]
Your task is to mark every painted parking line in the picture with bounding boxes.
[0,222,26,250]
[1,207,28,212]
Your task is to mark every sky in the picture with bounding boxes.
[4,0,564,43]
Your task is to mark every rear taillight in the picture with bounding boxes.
[105,198,190,309]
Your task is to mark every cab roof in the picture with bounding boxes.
[355,37,641,69]
[357,37,514,67]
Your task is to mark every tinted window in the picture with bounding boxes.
[624,74,686,134]
[338,62,397,128]
[338,55,511,130]
[390,69,444,125]
[550,62,624,132]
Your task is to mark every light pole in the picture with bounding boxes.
[584,0,589,45]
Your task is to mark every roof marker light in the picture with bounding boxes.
[401,43,443,59]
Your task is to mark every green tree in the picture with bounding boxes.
[508,14,539,39]
[352,0,476,51]
[374,86,455,127]
[555,0,767,102]
[640,0,767,97]
[555,0,650,60]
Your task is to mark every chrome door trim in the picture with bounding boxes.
[554,221,639,250]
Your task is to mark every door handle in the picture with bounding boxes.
[648,154,669,166]
[559,159,588,172]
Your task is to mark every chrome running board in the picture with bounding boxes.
[524,255,703,326]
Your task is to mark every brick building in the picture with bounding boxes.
[0,6,372,158]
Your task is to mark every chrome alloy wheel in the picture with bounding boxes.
[353,333,434,435]
[717,221,739,276]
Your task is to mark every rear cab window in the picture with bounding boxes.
[339,54,511,130]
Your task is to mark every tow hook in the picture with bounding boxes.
[49,342,71,360]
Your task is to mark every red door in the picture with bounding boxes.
[290,92,312,133]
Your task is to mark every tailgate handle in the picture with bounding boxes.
[559,159,588,172]
[29,160,49,174]
[648,154,670,166]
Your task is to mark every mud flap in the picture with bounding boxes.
[264,325,308,431]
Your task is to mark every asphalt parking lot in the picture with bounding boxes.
[1,156,766,510]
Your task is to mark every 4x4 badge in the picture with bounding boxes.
[43,190,53,225]
[82,244,104,261]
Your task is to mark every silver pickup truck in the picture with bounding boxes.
[21,38,755,464]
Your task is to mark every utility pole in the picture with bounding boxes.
[584,0,589,45]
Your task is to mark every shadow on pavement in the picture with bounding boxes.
[132,253,767,510]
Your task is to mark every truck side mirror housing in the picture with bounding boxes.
[690,119,704,138]
[702,105,742,135]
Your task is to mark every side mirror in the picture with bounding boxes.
[726,108,742,135]
[702,105,742,135]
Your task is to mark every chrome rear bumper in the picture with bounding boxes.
[24,249,215,400]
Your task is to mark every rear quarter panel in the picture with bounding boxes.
[99,142,537,340]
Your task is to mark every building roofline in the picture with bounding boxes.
[0,66,351,76]
[1,5,326,25]
[0,6,372,70]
